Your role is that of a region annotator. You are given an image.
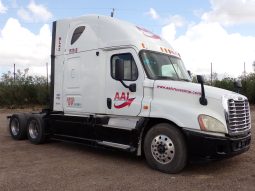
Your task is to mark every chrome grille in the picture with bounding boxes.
[227,99,251,135]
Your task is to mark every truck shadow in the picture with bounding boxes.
[48,139,240,175]
[49,139,143,162]
[184,159,236,174]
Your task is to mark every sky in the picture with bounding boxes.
[0,0,255,78]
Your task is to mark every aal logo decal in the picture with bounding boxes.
[114,92,135,109]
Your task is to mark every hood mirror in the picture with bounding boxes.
[197,75,205,84]
[197,75,207,106]
[234,80,242,93]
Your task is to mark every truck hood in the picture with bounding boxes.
[149,80,247,130]
[154,80,246,101]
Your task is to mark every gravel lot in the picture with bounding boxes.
[0,108,254,191]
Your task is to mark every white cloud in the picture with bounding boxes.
[18,0,52,22]
[0,0,7,14]
[162,21,255,77]
[28,0,52,21]
[161,24,176,43]
[17,8,32,22]
[0,18,51,76]
[202,0,255,25]
[146,8,160,20]
[164,15,186,27]
[161,15,186,44]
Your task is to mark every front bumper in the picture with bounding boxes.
[183,129,251,162]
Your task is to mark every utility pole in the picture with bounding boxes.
[14,63,16,83]
[244,62,246,77]
[243,62,247,94]
[111,8,115,17]
[46,62,49,90]
[210,62,212,86]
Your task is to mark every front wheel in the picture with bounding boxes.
[143,123,187,174]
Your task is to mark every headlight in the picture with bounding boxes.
[198,115,227,133]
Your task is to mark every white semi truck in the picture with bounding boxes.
[9,15,251,173]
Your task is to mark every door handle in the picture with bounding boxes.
[107,98,112,109]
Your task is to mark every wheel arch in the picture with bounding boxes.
[136,117,185,156]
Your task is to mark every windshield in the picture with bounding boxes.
[140,50,191,81]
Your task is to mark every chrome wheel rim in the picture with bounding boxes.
[151,135,175,164]
[11,118,20,136]
[28,120,39,139]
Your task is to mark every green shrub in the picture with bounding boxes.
[212,74,255,104]
[0,69,49,108]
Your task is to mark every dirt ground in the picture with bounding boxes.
[0,108,254,191]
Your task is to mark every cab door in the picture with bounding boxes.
[105,48,144,116]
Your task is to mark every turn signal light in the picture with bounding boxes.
[143,105,149,110]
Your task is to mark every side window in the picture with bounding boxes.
[111,53,138,81]
[71,26,85,45]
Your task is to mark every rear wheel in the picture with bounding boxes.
[9,114,28,140]
[144,123,187,174]
[27,115,45,144]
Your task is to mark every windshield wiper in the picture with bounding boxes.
[154,76,190,82]
[178,78,190,82]
[154,76,176,80]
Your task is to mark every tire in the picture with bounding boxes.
[9,114,28,140]
[27,115,45,144]
[143,123,187,174]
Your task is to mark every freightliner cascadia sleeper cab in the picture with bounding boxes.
[8,15,251,173]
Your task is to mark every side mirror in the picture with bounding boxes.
[197,75,205,84]
[234,81,242,89]
[115,59,124,81]
[234,80,242,93]
[129,83,136,92]
[114,58,136,92]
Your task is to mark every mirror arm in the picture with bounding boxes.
[120,80,129,88]
[119,80,136,92]
[199,83,208,105]
[196,75,207,106]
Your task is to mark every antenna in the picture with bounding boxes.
[111,8,115,17]
[244,62,246,77]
